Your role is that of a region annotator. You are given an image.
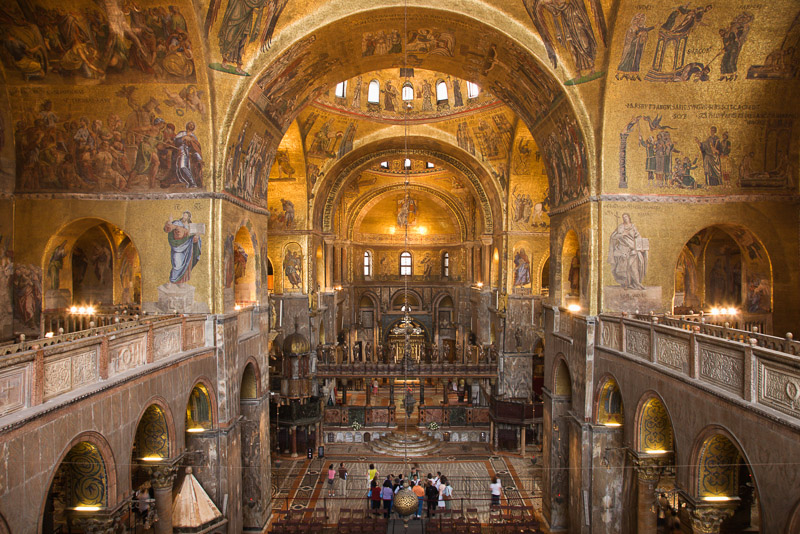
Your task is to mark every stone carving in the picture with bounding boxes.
[0,367,28,415]
[600,321,621,350]
[44,357,72,399]
[758,362,800,418]
[154,326,181,360]
[689,506,736,534]
[72,350,98,388]
[656,335,689,373]
[184,321,205,349]
[626,327,650,358]
[110,336,148,376]
[502,356,533,399]
[699,345,744,394]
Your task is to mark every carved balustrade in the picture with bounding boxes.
[597,314,800,426]
[315,361,497,378]
[0,314,209,419]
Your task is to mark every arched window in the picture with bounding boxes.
[436,80,448,102]
[402,83,414,101]
[400,252,412,276]
[380,161,389,169]
[335,81,348,98]
[442,252,450,277]
[404,158,411,169]
[367,79,380,103]
[426,162,435,169]
[364,251,372,277]
[466,82,480,98]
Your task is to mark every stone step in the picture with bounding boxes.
[367,431,442,456]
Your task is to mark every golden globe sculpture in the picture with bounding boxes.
[393,485,418,517]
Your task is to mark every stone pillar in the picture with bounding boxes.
[419,383,425,405]
[489,421,494,449]
[290,425,298,457]
[316,422,322,449]
[389,383,394,404]
[342,384,347,404]
[635,469,659,534]
[689,506,736,534]
[324,241,334,289]
[149,465,177,534]
[443,381,449,404]
[366,381,371,405]
[520,426,526,455]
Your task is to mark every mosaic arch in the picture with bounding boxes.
[223,6,590,213]
[133,404,171,460]
[186,382,214,431]
[636,395,674,453]
[241,361,260,400]
[694,430,747,499]
[347,184,468,242]
[595,376,623,426]
[320,147,496,234]
[54,441,110,508]
[673,224,773,316]
[553,356,572,397]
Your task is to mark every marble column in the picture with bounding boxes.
[419,383,425,405]
[520,426,526,455]
[632,455,668,534]
[443,381,449,404]
[149,465,177,534]
[290,425,298,457]
[689,505,736,534]
[389,383,394,404]
[366,381,371,405]
[316,422,322,449]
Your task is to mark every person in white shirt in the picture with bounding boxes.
[490,475,502,507]
[438,476,452,510]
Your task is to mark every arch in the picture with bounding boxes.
[234,226,257,306]
[391,289,421,311]
[672,224,772,327]
[241,360,261,400]
[690,426,760,504]
[367,79,380,103]
[540,255,551,295]
[358,290,380,309]
[634,393,675,454]
[552,355,572,397]
[40,431,117,533]
[42,217,142,312]
[319,146,497,235]
[560,229,580,307]
[132,401,174,461]
[594,375,623,426]
[186,379,216,432]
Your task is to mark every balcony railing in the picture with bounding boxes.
[0,314,209,421]
[316,362,498,377]
[596,313,800,425]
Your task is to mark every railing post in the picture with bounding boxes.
[744,338,757,402]
[649,316,658,364]
[99,336,109,380]
[689,326,700,379]
[32,348,44,406]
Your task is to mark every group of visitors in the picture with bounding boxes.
[327,462,348,497]
[366,465,454,519]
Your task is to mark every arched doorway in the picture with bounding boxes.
[673,225,772,333]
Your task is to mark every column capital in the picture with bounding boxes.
[147,464,178,490]
[689,505,736,534]
[71,516,120,534]
[629,452,670,482]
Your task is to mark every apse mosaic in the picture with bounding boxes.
[186,383,212,430]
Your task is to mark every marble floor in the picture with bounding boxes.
[270,448,543,528]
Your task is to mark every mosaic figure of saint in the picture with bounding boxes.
[164,211,201,284]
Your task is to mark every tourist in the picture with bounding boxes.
[490,475,502,507]
[410,464,420,482]
[370,480,381,513]
[368,463,378,486]
[433,471,441,490]
[425,479,439,518]
[338,462,348,495]
[439,476,452,510]
[412,479,425,518]
[381,478,394,517]
[327,464,336,497]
